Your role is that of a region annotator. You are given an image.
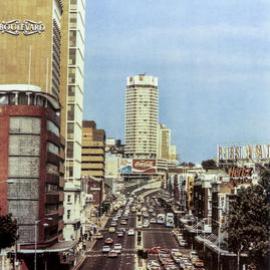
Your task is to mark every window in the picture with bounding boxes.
[67,195,71,202]
[69,48,76,65]
[69,30,77,47]
[67,142,74,158]
[67,210,71,219]
[67,104,75,121]
[0,94,8,105]
[47,120,60,136]
[68,68,76,84]
[69,13,77,29]
[47,142,59,155]
[68,86,75,97]
[67,123,74,139]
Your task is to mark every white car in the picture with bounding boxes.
[128,229,135,236]
[102,245,111,253]
[114,243,122,250]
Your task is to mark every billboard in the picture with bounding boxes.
[132,159,156,174]
[120,159,157,174]
[228,166,253,186]
[217,144,270,162]
[119,158,133,174]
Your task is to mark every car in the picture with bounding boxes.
[108,227,116,233]
[94,232,103,239]
[128,229,135,236]
[150,218,156,223]
[143,212,149,218]
[110,221,117,227]
[179,240,188,247]
[107,251,118,258]
[117,231,124,237]
[114,243,122,250]
[102,245,111,253]
[104,237,114,244]
[189,250,198,258]
[143,221,150,228]
[120,220,128,225]
[111,248,121,254]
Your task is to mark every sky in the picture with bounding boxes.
[83,0,270,163]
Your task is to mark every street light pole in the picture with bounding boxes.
[34,220,38,270]
[34,218,52,270]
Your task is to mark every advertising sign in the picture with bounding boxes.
[218,144,270,162]
[119,158,133,174]
[132,159,156,174]
[228,166,253,186]
[0,20,45,36]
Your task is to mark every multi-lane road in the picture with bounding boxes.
[78,188,193,270]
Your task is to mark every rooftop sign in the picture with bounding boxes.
[0,20,45,36]
[218,144,270,162]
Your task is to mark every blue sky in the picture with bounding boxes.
[83,0,270,163]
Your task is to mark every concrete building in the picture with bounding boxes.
[157,124,171,160]
[0,0,75,267]
[65,0,85,181]
[63,0,86,245]
[125,74,159,159]
[81,121,106,179]
[0,85,66,268]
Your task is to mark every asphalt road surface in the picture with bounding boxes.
[79,190,193,270]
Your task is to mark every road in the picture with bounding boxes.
[78,189,196,270]
[79,213,136,270]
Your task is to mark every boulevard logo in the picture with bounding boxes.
[0,20,45,36]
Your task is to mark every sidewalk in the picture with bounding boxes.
[72,214,110,270]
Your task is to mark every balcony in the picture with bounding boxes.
[46,192,60,204]
[47,152,60,166]
[46,173,59,185]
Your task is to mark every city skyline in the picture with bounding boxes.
[84,0,270,163]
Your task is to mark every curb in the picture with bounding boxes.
[71,215,110,270]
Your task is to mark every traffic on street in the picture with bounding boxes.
[78,186,207,270]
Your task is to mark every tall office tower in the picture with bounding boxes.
[62,0,86,243]
[65,0,86,181]
[0,0,71,267]
[157,123,171,160]
[81,121,106,179]
[125,74,159,159]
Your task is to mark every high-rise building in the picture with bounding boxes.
[0,0,71,267]
[0,0,64,99]
[62,0,86,243]
[125,74,159,159]
[81,121,106,179]
[157,123,171,160]
[65,0,85,182]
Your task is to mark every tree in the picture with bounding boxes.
[0,214,18,251]
[224,183,270,270]
[180,162,195,167]
[201,159,218,171]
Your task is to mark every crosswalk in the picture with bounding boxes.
[86,253,136,258]
[86,249,136,255]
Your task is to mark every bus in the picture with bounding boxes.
[157,213,165,224]
[165,212,175,227]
